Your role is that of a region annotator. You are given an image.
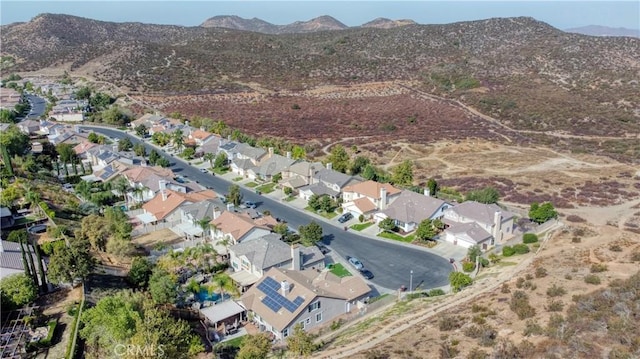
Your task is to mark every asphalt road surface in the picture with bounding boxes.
[82,126,453,291]
[25,94,46,119]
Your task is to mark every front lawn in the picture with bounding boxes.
[283,196,296,202]
[232,177,243,182]
[328,263,352,278]
[304,207,338,219]
[378,231,415,243]
[256,182,276,194]
[350,222,373,231]
[213,167,229,175]
[245,182,258,188]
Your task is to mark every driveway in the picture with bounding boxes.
[82,126,454,291]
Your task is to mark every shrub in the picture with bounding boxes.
[479,257,489,267]
[40,240,66,256]
[631,251,640,262]
[500,283,510,293]
[584,274,601,285]
[467,347,489,359]
[546,284,567,297]
[564,274,573,280]
[513,244,530,255]
[463,262,476,272]
[590,263,608,273]
[510,291,536,320]
[523,320,543,336]
[522,233,538,244]
[502,246,515,257]
[535,266,548,278]
[516,277,525,289]
[438,316,463,331]
[546,300,564,312]
[428,288,445,297]
[608,244,622,252]
[330,319,344,331]
[572,236,581,243]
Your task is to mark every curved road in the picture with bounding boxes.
[83,126,453,291]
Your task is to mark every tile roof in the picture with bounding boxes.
[383,190,449,224]
[447,201,514,227]
[211,211,267,242]
[142,189,216,220]
[230,233,292,270]
[445,222,492,244]
[121,166,175,183]
[241,267,370,332]
[190,129,213,140]
[343,180,401,199]
[352,197,377,213]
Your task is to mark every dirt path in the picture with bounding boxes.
[315,222,563,358]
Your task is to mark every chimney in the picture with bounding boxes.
[326,162,332,170]
[280,280,291,296]
[159,180,167,201]
[291,244,301,271]
[213,206,221,220]
[286,151,291,159]
[380,186,388,210]
[227,135,231,141]
[493,211,502,241]
[268,147,274,158]
[424,188,430,197]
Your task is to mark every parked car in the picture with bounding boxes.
[200,168,208,173]
[316,243,330,254]
[338,212,353,223]
[346,256,364,270]
[244,201,257,209]
[360,269,374,280]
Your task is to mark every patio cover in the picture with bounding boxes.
[174,223,204,237]
[200,300,246,324]
[229,270,261,286]
[136,212,157,224]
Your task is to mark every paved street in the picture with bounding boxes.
[82,126,462,292]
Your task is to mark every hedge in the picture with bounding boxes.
[503,246,516,257]
[462,262,476,272]
[523,233,539,244]
[513,244,530,254]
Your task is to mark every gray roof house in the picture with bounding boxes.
[443,222,493,249]
[298,165,360,200]
[229,234,325,287]
[235,143,267,165]
[443,201,516,248]
[0,240,45,282]
[376,190,451,232]
[251,154,297,181]
[219,140,239,159]
[1,207,14,228]
[280,161,324,189]
[230,158,257,178]
[241,267,370,341]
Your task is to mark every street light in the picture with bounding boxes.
[410,270,413,293]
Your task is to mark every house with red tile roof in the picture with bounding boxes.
[140,188,216,224]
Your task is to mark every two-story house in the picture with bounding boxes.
[298,165,360,201]
[229,235,325,289]
[210,211,271,246]
[280,161,324,192]
[341,180,401,218]
[241,267,370,341]
[120,167,184,204]
[174,199,221,240]
[249,150,297,182]
[375,190,451,232]
[442,201,515,249]
[235,143,267,166]
[138,187,217,226]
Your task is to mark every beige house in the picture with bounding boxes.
[241,267,370,341]
[342,180,401,217]
[210,211,271,245]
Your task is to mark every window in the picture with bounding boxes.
[308,301,321,312]
[316,312,322,323]
[299,320,305,329]
[305,318,311,326]
[282,328,289,337]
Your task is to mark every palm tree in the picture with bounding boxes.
[208,273,238,300]
[203,153,215,170]
[197,217,211,242]
[112,176,132,208]
[172,129,184,152]
[131,185,148,204]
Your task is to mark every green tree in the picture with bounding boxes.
[181,147,195,159]
[273,223,289,237]
[80,292,142,356]
[326,145,350,173]
[467,245,482,263]
[298,221,323,246]
[128,257,154,288]
[307,194,321,211]
[197,217,211,241]
[133,142,146,157]
[391,160,414,187]
[172,129,184,151]
[427,178,439,196]
[528,202,558,224]
[207,273,237,299]
[319,195,335,213]
[134,124,148,137]
[415,219,436,241]
[56,143,77,165]
[350,156,370,176]
[47,237,95,284]
[228,184,243,207]
[214,152,228,169]
[89,92,115,110]
[0,109,17,123]
[118,137,133,151]
[286,323,316,357]
[149,269,177,304]
[75,86,91,100]
[237,333,272,359]
[466,187,500,204]
[378,217,396,232]
[203,152,215,169]
[0,184,23,208]
[156,157,170,167]
[449,272,473,292]
[151,132,171,147]
[0,125,30,156]
[291,145,306,160]
[0,274,37,310]
[361,164,377,181]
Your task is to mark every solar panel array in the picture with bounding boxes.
[258,277,305,313]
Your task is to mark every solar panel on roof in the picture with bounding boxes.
[257,277,305,313]
[293,296,304,306]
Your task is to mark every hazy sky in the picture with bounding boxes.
[1,1,639,30]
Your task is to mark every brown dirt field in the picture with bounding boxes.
[131,228,182,251]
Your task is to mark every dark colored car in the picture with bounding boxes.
[244,201,257,209]
[338,212,353,223]
[316,243,330,254]
[360,269,374,280]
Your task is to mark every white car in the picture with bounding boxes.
[346,256,364,271]
[200,168,208,173]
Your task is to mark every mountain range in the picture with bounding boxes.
[200,15,416,33]
[564,25,639,38]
